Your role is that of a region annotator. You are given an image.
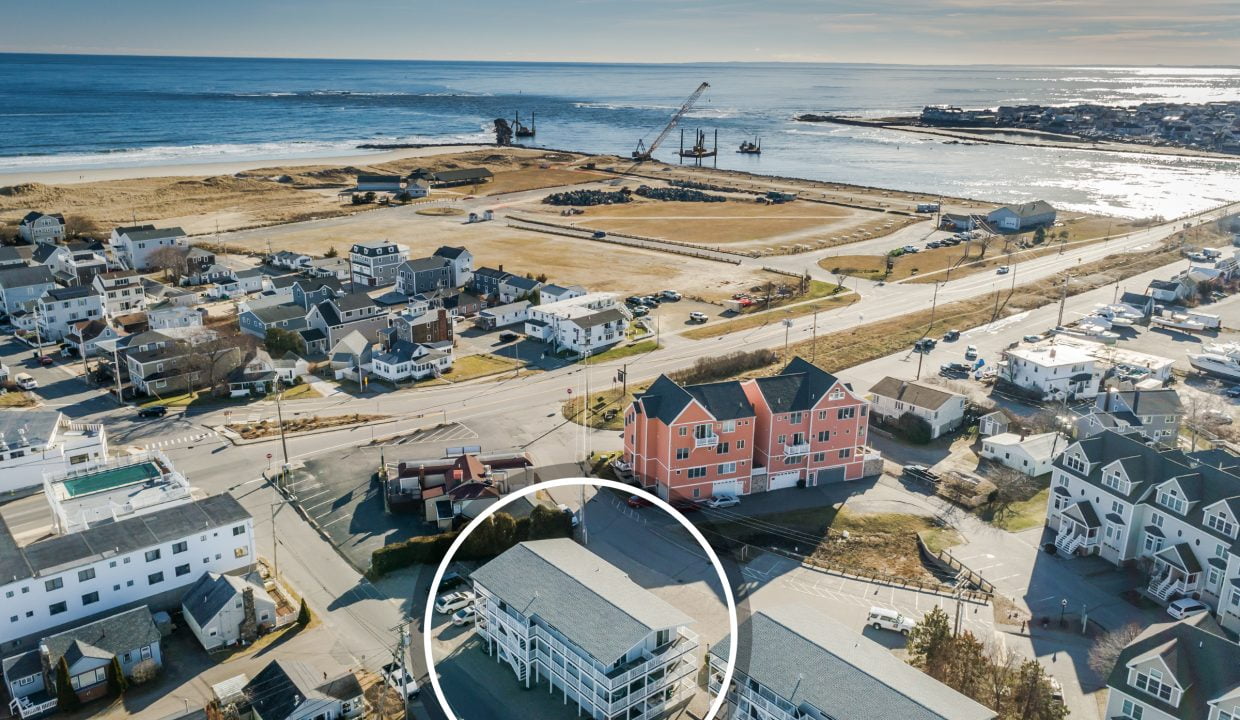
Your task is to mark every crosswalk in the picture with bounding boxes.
[141,430,220,450]
[383,422,478,446]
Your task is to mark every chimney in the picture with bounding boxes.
[498,264,504,273]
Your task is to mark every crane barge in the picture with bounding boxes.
[631,82,710,162]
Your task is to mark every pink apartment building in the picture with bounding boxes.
[624,357,878,501]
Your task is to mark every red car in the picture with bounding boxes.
[626,495,653,509]
[38,355,54,367]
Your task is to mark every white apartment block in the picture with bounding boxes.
[472,539,698,720]
[109,225,187,271]
[524,292,630,355]
[35,286,103,341]
[999,342,1103,401]
[1047,430,1240,634]
[92,270,146,317]
[0,490,254,653]
[709,605,995,720]
[0,412,109,494]
[42,450,190,535]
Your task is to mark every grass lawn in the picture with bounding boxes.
[139,383,321,408]
[0,391,35,408]
[983,487,1049,532]
[563,386,642,431]
[683,292,857,340]
[589,340,659,363]
[445,353,521,381]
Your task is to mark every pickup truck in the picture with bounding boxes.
[939,362,971,378]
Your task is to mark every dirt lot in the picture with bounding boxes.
[534,196,914,256]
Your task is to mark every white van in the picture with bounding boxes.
[867,607,916,635]
[14,373,37,390]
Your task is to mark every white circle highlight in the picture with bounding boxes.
[422,477,739,720]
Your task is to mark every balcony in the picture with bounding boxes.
[694,434,720,448]
[783,443,810,457]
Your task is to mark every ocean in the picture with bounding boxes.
[3,53,1239,219]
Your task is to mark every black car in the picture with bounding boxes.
[497,331,519,343]
[939,362,970,378]
[942,329,960,342]
[902,465,940,484]
[137,405,167,419]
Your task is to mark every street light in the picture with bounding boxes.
[1059,598,1068,627]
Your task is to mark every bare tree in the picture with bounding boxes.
[63,215,102,239]
[980,466,1040,522]
[1088,623,1142,678]
[186,327,253,395]
[148,246,191,282]
[1182,391,1229,451]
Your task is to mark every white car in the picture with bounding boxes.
[689,311,708,323]
[14,373,37,390]
[868,607,917,635]
[452,606,478,626]
[996,265,1010,274]
[380,662,419,698]
[660,290,681,301]
[705,495,739,509]
[1166,597,1209,620]
[434,591,475,615]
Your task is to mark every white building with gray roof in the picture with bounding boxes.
[709,605,995,720]
[471,538,698,720]
[109,225,187,271]
[0,411,109,494]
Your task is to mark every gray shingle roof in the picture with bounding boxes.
[0,264,54,289]
[433,167,493,183]
[471,539,693,664]
[244,660,362,720]
[433,245,469,260]
[123,227,186,242]
[752,357,842,413]
[42,606,161,671]
[182,572,267,626]
[249,303,308,325]
[869,377,960,411]
[401,256,450,273]
[711,606,995,720]
[1107,615,1240,720]
[635,375,753,425]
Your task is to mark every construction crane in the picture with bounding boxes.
[631,82,710,161]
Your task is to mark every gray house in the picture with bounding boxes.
[238,302,308,340]
[396,256,453,296]
[432,245,474,287]
[1078,387,1184,446]
[0,265,55,316]
[2,606,162,717]
[181,572,279,651]
[470,266,512,300]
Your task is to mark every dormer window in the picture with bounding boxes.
[1206,511,1236,538]
[829,388,845,401]
[1101,469,1128,493]
[1157,488,1186,515]
[1064,453,1087,474]
[1132,667,1176,704]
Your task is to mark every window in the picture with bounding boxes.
[838,448,852,459]
[788,412,803,424]
[1157,488,1186,514]
[1207,512,1236,537]
[713,441,731,455]
[692,488,701,499]
[813,452,826,462]
[817,410,828,420]
[678,427,687,437]
[817,430,830,442]
[145,549,161,562]
[721,420,736,433]
[1102,470,1127,492]
[148,572,164,585]
[1064,454,1087,474]
[175,564,191,577]
[78,568,95,582]
[172,541,188,554]
[1143,534,1164,554]
[81,591,99,605]
[1133,668,1173,702]
[69,453,90,466]
[829,388,845,400]
[45,578,63,592]
[1150,512,1164,528]
[1110,500,1124,517]
[777,434,786,445]
[1120,699,1144,719]
[694,424,714,440]
[234,547,248,559]
[232,525,246,536]
[736,440,745,450]
[49,601,67,615]
[687,467,707,479]
[69,667,107,690]
[675,447,690,461]
[718,462,737,475]
[837,407,856,420]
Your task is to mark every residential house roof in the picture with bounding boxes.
[0,246,24,264]
[243,660,362,720]
[43,285,97,302]
[635,374,754,425]
[568,308,626,330]
[41,606,161,671]
[0,410,61,451]
[182,572,271,627]
[472,539,693,664]
[249,303,308,325]
[1149,279,1182,292]
[433,246,470,260]
[501,275,541,292]
[0,265,54,289]
[993,200,1055,219]
[711,606,995,720]
[332,292,377,313]
[1107,615,1240,720]
[21,211,64,224]
[869,377,960,411]
[984,432,1063,461]
[329,330,371,361]
[123,227,186,242]
[751,357,842,413]
[401,256,451,273]
[114,224,155,236]
[433,167,493,183]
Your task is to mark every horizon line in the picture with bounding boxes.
[2,50,1238,71]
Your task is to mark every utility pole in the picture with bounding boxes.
[270,502,281,578]
[580,483,588,545]
[1057,273,1070,327]
[621,362,628,396]
[275,383,290,495]
[782,318,793,359]
[928,282,941,333]
[811,311,819,361]
[112,345,124,406]
[33,300,43,360]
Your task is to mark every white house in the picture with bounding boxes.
[1000,342,1102,401]
[181,572,280,651]
[432,245,474,288]
[475,300,530,330]
[44,247,107,287]
[472,539,699,720]
[147,304,203,330]
[369,340,452,383]
[1147,278,1191,303]
[0,411,109,494]
[0,266,56,316]
[867,377,967,439]
[498,275,542,304]
[239,660,363,720]
[1102,615,1240,720]
[0,491,254,651]
[709,605,995,720]
[980,431,1065,476]
[524,292,630,355]
[92,270,146,317]
[978,410,1011,438]
[35,286,103,342]
[18,212,65,245]
[539,284,586,305]
[1047,431,1240,633]
[110,225,187,272]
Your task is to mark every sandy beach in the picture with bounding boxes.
[0,144,494,186]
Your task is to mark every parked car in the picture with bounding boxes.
[625,296,643,306]
[438,571,465,592]
[1023,334,1042,343]
[1166,597,1209,620]
[660,290,681,301]
[902,465,940,484]
[631,306,649,317]
[380,662,419,699]
[434,591,475,615]
[1226,386,1240,399]
[452,606,478,626]
[1202,409,1234,425]
[591,231,607,239]
[939,362,970,378]
[138,405,168,419]
[996,266,1010,274]
[705,495,739,509]
[626,495,653,509]
[942,329,960,342]
[688,311,708,323]
[867,607,916,635]
[964,345,978,360]
[901,245,920,254]
[37,355,54,367]
[14,372,37,390]
[498,331,519,343]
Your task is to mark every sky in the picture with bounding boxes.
[4,0,1239,66]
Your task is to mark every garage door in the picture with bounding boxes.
[817,467,846,484]
[712,479,744,498]
[768,471,800,492]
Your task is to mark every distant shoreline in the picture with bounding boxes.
[794,114,1240,161]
